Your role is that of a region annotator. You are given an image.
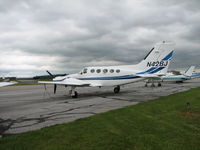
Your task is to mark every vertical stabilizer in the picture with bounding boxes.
[137,41,175,75]
[184,66,195,76]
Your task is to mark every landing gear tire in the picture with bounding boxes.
[114,86,120,93]
[71,91,78,98]
[145,83,148,87]
[158,82,162,87]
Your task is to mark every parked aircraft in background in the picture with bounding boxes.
[39,41,175,98]
[0,81,17,87]
[162,66,195,83]
[145,66,196,86]
[191,72,200,78]
[0,76,17,87]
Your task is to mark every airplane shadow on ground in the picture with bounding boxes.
[43,90,131,102]
[77,90,129,98]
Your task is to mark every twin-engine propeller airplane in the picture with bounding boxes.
[39,41,175,98]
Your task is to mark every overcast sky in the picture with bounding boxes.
[0,0,200,77]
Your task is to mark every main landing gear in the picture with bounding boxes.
[69,86,121,98]
[158,82,162,87]
[69,86,78,98]
[114,85,120,93]
[145,82,162,87]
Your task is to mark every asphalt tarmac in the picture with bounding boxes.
[1,79,200,137]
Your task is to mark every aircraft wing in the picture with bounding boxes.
[38,78,91,87]
[0,81,17,87]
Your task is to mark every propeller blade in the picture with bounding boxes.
[46,70,53,77]
[54,84,57,94]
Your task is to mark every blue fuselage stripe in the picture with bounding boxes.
[162,51,173,61]
[138,67,157,74]
[149,67,165,74]
[78,75,141,80]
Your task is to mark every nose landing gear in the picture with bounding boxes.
[114,85,120,93]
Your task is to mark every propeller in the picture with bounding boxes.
[46,70,54,77]
[46,70,67,94]
[46,70,67,77]
[54,84,57,94]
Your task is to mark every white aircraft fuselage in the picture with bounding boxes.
[39,41,175,98]
[54,65,144,87]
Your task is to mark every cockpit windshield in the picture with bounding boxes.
[83,68,88,74]
[80,68,88,74]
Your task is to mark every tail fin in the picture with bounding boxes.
[137,41,175,75]
[184,66,195,76]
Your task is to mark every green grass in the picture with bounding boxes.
[1,88,200,150]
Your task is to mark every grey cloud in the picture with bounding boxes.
[0,0,200,76]
[154,0,200,12]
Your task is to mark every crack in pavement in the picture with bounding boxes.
[11,111,97,129]
[0,104,97,137]
[100,96,134,102]
[0,118,14,136]
[40,104,96,117]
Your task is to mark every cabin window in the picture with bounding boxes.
[110,69,114,73]
[116,69,120,73]
[103,69,108,73]
[83,68,87,74]
[90,69,95,73]
[96,69,101,73]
